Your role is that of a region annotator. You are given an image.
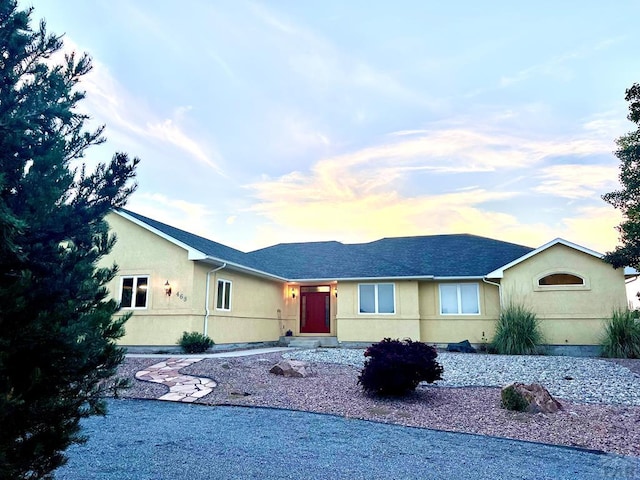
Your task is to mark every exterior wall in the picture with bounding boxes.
[499,244,629,345]
[198,265,285,344]
[336,281,421,342]
[102,213,286,346]
[282,284,338,337]
[418,280,500,344]
[102,213,203,346]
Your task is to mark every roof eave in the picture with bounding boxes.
[198,257,288,282]
[114,209,209,260]
[486,237,607,279]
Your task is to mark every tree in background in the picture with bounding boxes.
[0,1,139,478]
[603,83,640,271]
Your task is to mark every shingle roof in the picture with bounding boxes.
[116,209,534,280]
[118,209,260,268]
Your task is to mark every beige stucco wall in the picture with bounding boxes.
[499,244,629,345]
[418,280,500,344]
[197,265,285,344]
[336,281,421,342]
[102,213,286,346]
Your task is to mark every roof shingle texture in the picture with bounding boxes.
[118,210,533,280]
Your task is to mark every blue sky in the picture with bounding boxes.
[22,0,640,253]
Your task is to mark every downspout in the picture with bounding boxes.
[204,263,227,337]
[482,277,502,308]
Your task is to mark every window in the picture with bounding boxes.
[538,273,584,286]
[120,276,149,309]
[216,279,232,310]
[359,283,395,314]
[439,283,479,315]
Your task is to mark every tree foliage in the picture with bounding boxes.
[603,83,640,269]
[0,1,139,478]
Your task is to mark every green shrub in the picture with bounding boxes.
[500,385,529,412]
[491,302,544,355]
[358,338,444,396]
[601,309,640,359]
[178,331,214,354]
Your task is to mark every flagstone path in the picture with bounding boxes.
[135,358,217,403]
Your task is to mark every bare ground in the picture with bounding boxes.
[113,354,640,457]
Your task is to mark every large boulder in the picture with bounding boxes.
[501,382,562,413]
[269,360,312,378]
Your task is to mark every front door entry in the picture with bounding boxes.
[300,286,330,334]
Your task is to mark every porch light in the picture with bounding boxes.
[334,288,338,298]
[164,280,172,297]
[291,287,296,299]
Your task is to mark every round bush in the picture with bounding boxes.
[178,331,214,354]
[357,338,444,396]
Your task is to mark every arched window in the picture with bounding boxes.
[538,273,584,286]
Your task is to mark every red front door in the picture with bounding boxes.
[300,289,330,334]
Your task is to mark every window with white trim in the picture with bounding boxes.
[538,273,584,286]
[359,283,395,314]
[439,283,479,315]
[216,279,232,310]
[120,276,149,309]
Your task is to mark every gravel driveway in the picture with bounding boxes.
[55,399,639,480]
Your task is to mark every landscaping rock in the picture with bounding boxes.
[501,382,562,413]
[446,340,477,353]
[269,360,312,378]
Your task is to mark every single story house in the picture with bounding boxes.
[102,209,636,350]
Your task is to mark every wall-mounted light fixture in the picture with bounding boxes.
[164,280,172,297]
[290,287,296,299]
[334,288,338,298]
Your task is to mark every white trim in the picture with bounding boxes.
[216,278,232,311]
[438,282,480,315]
[357,283,396,315]
[114,210,287,282]
[487,238,611,279]
[119,275,150,310]
[115,210,208,261]
[289,275,435,282]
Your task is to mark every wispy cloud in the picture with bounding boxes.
[58,37,224,173]
[533,164,618,199]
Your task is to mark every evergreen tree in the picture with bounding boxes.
[0,2,139,478]
[603,83,640,270]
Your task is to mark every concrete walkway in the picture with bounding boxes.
[132,347,289,402]
[127,346,289,359]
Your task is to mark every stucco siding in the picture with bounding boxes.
[200,266,285,343]
[336,281,420,342]
[103,213,202,345]
[499,244,628,345]
[418,281,500,344]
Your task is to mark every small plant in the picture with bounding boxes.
[358,338,444,396]
[491,301,544,355]
[601,309,640,358]
[178,331,214,354]
[500,384,529,412]
[285,329,293,337]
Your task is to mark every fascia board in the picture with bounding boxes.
[287,275,436,283]
[198,257,287,282]
[486,237,606,279]
[114,210,208,260]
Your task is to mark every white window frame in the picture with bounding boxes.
[439,283,480,315]
[534,271,589,291]
[216,279,232,311]
[119,275,149,310]
[358,283,396,315]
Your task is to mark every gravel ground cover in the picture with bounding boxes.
[113,349,640,457]
[56,399,640,480]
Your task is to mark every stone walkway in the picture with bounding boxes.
[135,358,217,403]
